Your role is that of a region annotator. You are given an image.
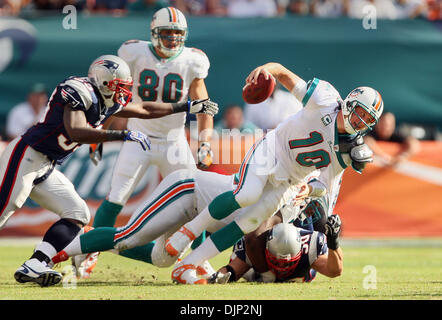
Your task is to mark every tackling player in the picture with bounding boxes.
[0,54,217,287]
[209,204,343,284]
[51,168,320,280]
[166,62,382,284]
[92,7,215,235]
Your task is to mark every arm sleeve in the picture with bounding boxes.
[291,79,308,102]
[191,48,210,79]
[300,78,341,109]
[117,41,139,71]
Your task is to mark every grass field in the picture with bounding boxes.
[0,239,441,301]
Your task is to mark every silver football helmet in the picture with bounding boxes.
[265,223,302,278]
[150,7,188,58]
[342,87,384,135]
[88,55,133,107]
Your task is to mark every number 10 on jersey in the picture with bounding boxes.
[289,131,331,169]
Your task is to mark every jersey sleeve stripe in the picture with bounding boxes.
[301,78,319,107]
[113,180,195,242]
[233,136,265,195]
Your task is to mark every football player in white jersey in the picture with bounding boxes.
[50,168,320,280]
[166,61,383,284]
[92,7,214,236]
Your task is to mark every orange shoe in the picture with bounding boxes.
[73,251,100,279]
[172,263,207,285]
[71,226,100,279]
[165,226,196,257]
[196,260,216,279]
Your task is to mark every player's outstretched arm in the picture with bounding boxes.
[115,99,218,119]
[63,105,150,150]
[245,62,305,93]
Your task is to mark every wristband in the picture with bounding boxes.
[224,264,237,282]
[106,130,127,141]
[172,101,189,113]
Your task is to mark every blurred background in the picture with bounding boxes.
[0,0,441,240]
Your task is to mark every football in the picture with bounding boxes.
[242,73,276,104]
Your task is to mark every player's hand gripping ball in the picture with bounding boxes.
[242,73,276,104]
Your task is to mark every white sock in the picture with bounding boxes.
[180,236,220,267]
[34,241,57,259]
[62,236,82,257]
[185,206,218,237]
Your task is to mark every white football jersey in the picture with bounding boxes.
[118,40,210,140]
[271,78,352,216]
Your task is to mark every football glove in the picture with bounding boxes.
[197,141,213,169]
[324,214,342,250]
[338,134,364,153]
[189,99,219,117]
[123,130,151,151]
[207,271,232,284]
[350,143,373,173]
[339,135,373,173]
[89,143,103,166]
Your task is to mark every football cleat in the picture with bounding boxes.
[172,263,207,285]
[70,226,100,279]
[196,260,216,279]
[165,226,196,257]
[72,251,100,279]
[14,258,62,287]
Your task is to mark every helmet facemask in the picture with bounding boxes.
[265,248,302,278]
[343,101,378,135]
[88,55,133,107]
[106,78,133,107]
[265,224,303,278]
[152,27,187,58]
[150,7,188,58]
[342,87,384,136]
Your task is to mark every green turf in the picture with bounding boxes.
[0,245,440,300]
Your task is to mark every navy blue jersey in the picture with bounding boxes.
[273,229,327,282]
[232,228,327,283]
[21,77,123,164]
